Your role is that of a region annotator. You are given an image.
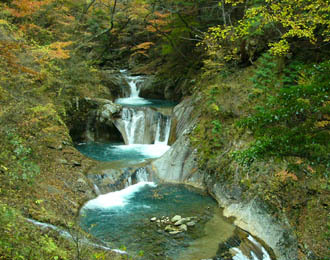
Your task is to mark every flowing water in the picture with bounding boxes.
[77,72,274,260]
[80,182,272,260]
[76,72,173,162]
[115,71,176,107]
[80,183,224,259]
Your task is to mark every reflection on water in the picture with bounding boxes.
[178,207,235,260]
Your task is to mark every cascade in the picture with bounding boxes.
[117,73,172,145]
[27,218,126,254]
[122,107,145,144]
[125,176,132,187]
[127,75,143,97]
[115,72,151,106]
[135,167,149,182]
[77,70,274,260]
[93,184,101,195]
[154,113,172,145]
[232,236,271,260]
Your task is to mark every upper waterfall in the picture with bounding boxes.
[127,75,142,97]
[76,71,174,163]
[115,71,152,106]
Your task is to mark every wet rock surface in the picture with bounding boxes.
[145,98,296,260]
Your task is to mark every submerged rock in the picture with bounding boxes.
[150,217,157,222]
[169,230,182,235]
[186,221,196,227]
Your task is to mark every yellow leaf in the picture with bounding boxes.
[210,103,219,111]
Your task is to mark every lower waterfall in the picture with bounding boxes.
[154,113,171,144]
[122,107,146,144]
[121,107,172,145]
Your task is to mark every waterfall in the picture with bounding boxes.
[127,75,143,98]
[122,108,145,144]
[121,108,172,145]
[94,184,101,195]
[115,73,173,145]
[154,114,172,145]
[135,168,149,182]
[125,176,132,187]
[115,73,151,106]
[232,235,272,260]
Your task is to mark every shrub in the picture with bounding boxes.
[235,57,330,171]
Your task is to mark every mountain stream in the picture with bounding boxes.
[77,71,274,260]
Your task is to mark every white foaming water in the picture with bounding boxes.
[155,115,172,145]
[94,184,101,195]
[135,168,149,182]
[115,73,152,106]
[232,235,271,260]
[84,182,157,209]
[127,75,143,98]
[116,73,172,145]
[116,97,152,106]
[138,143,170,157]
[26,219,127,254]
[122,108,145,144]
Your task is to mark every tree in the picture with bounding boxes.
[202,0,330,64]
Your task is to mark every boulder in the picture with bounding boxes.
[165,225,177,232]
[174,217,190,226]
[171,215,182,223]
[179,224,187,232]
[97,102,122,122]
[100,70,131,98]
[139,75,165,99]
[99,104,121,121]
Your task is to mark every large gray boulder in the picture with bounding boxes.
[100,70,131,98]
[139,75,165,99]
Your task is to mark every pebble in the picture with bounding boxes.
[150,217,157,222]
